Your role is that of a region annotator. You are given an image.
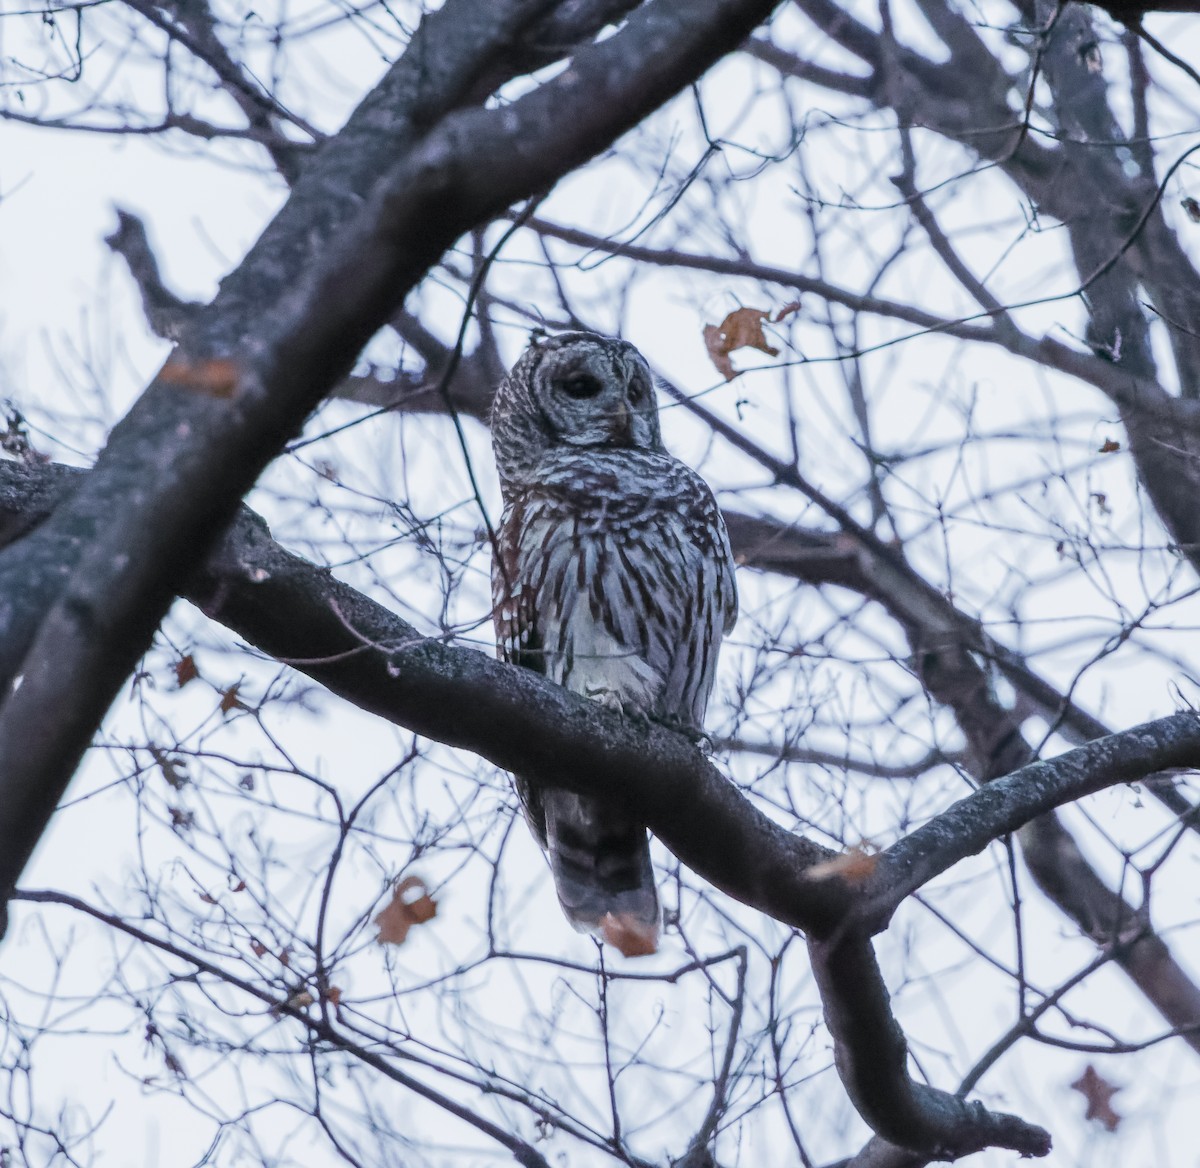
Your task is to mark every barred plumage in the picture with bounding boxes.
[491,332,737,947]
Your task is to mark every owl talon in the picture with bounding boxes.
[585,686,626,715]
[585,689,655,733]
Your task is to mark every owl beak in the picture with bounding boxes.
[611,401,633,445]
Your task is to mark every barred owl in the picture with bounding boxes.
[490,332,738,946]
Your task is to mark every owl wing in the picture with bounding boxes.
[562,460,736,729]
[492,497,553,847]
[651,464,738,728]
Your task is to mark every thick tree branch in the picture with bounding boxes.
[104,209,202,341]
[0,0,782,913]
[13,456,1200,1156]
[868,710,1200,927]
[105,208,499,413]
[809,935,1049,1158]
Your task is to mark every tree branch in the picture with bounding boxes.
[0,0,782,912]
[124,0,319,180]
[657,374,1200,1060]
[867,710,1200,928]
[523,216,1196,426]
[104,209,201,340]
[16,456,1200,1157]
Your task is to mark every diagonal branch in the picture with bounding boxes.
[523,216,1197,426]
[0,0,783,910]
[11,457,1200,1157]
[867,711,1200,928]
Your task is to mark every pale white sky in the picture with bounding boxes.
[2,3,1200,1166]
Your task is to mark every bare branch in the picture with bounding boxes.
[13,889,553,1168]
[104,208,201,340]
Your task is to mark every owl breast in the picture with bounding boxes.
[494,447,737,728]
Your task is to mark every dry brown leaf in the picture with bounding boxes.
[703,307,780,381]
[174,654,198,688]
[600,912,659,957]
[1182,196,1200,222]
[219,684,243,714]
[160,357,241,398]
[722,307,779,355]
[326,986,343,1007]
[250,940,268,958]
[1098,437,1121,453]
[1071,1064,1121,1132]
[808,844,879,885]
[375,875,438,946]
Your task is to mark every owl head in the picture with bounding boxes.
[491,332,664,492]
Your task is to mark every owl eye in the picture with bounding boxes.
[558,372,605,400]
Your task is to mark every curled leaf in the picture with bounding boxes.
[270,989,314,1016]
[174,654,198,688]
[703,304,796,381]
[375,875,438,946]
[150,745,188,789]
[219,683,244,714]
[169,806,195,831]
[704,307,780,381]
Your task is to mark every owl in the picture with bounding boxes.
[490,331,738,948]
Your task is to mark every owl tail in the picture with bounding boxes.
[541,788,661,955]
